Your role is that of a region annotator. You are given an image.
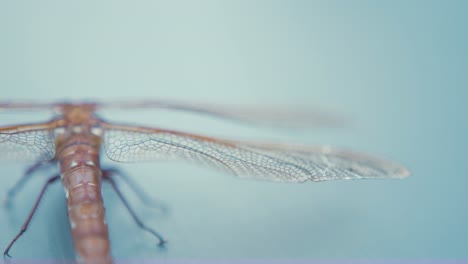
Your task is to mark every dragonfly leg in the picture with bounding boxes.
[3,160,55,208]
[102,168,168,212]
[4,174,60,258]
[103,176,167,247]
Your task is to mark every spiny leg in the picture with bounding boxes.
[3,160,55,208]
[4,174,60,258]
[102,168,168,212]
[103,175,167,247]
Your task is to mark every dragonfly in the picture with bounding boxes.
[0,100,410,263]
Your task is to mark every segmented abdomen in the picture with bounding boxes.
[57,135,111,263]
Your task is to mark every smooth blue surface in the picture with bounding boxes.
[0,0,467,261]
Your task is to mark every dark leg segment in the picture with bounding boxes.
[102,168,168,212]
[3,161,55,208]
[103,176,166,247]
[4,174,60,258]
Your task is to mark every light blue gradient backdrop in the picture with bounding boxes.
[0,0,467,261]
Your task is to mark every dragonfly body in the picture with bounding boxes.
[56,106,110,262]
[0,101,410,263]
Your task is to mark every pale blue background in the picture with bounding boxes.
[0,0,467,261]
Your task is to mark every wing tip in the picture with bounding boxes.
[392,165,411,179]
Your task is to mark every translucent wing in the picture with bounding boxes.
[0,102,62,111]
[102,123,409,183]
[97,100,347,128]
[0,122,57,161]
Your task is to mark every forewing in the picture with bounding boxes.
[0,123,56,161]
[0,102,60,111]
[97,100,347,128]
[103,124,409,182]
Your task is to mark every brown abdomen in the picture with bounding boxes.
[57,135,111,263]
